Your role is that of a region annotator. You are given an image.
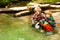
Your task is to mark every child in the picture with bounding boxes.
[44,10,56,30]
[31,6,42,28]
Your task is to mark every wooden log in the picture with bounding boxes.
[0,6,27,13]
[0,4,60,13]
[39,4,50,7]
[15,10,30,17]
[39,4,60,9]
[50,5,60,9]
[39,4,51,10]
[9,6,27,11]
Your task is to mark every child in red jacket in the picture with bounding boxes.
[44,10,56,30]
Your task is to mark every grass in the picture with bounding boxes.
[0,14,58,40]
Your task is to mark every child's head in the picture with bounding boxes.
[44,10,52,15]
[44,10,52,17]
[34,5,42,13]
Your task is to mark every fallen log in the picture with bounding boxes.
[9,6,27,11]
[0,4,60,13]
[50,5,60,9]
[14,10,30,17]
[39,4,51,10]
[28,3,60,10]
[0,6,27,13]
[39,4,50,7]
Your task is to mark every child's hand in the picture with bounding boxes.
[48,20,52,23]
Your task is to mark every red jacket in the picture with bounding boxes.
[42,24,53,32]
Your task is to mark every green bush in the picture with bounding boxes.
[0,0,9,7]
[0,0,9,4]
[0,0,19,7]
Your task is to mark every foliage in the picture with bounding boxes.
[32,0,60,3]
[0,0,9,4]
[0,0,31,7]
[0,0,9,7]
